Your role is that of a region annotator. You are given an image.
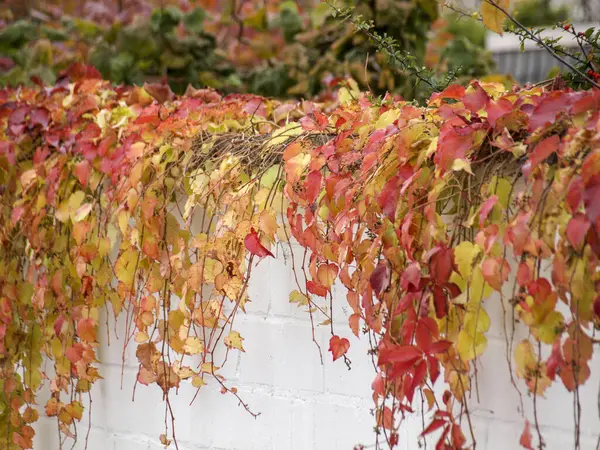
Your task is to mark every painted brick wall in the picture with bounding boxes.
[33,242,600,450]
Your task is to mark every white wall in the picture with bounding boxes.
[33,242,600,450]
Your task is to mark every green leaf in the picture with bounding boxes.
[311,2,332,29]
[183,8,206,34]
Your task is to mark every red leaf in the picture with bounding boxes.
[54,314,65,336]
[517,262,532,286]
[434,123,474,172]
[400,262,421,290]
[9,105,28,127]
[479,195,498,227]
[433,285,448,319]
[412,359,428,389]
[143,82,174,103]
[74,160,91,187]
[64,63,102,81]
[583,175,600,223]
[242,97,267,118]
[451,423,466,448]
[519,420,534,450]
[528,91,583,131]
[370,263,391,298]
[379,345,422,365]
[378,176,400,220]
[329,335,350,361]
[546,339,564,380]
[30,107,50,129]
[11,206,24,225]
[244,228,274,258]
[566,214,591,251]
[300,111,328,131]
[436,426,451,450]
[429,84,465,103]
[428,355,441,384]
[304,170,322,204]
[416,319,437,353]
[430,340,453,354]
[463,82,489,113]
[593,296,600,318]
[522,135,559,177]
[421,418,446,436]
[566,176,583,212]
[314,110,329,128]
[307,280,328,297]
[429,246,454,285]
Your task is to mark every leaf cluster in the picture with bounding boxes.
[1,65,600,450]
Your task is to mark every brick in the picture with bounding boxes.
[236,317,325,392]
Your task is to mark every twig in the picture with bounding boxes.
[482,0,600,88]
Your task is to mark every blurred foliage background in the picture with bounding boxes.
[0,0,495,101]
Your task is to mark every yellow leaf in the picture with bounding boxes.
[192,375,206,388]
[190,169,209,195]
[68,191,85,215]
[481,0,508,35]
[451,159,474,175]
[135,331,149,343]
[289,290,309,306]
[183,336,205,355]
[374,109,400,130]
[267,122,303,148]
[454,241,482,279]
[259,165,281,188]
[489,176,512,210]
[514,339,537,379]
[65,401,83,422]
[201,362,219,373]
[464,306,490,336]
[469,266,493,303]
[115,248,138,287]
[259,210,278,238]
[338,79,360,105]
[423,388,436,411]
[224,331,245,352]
[457,329,487,361]
[533,310,564,344]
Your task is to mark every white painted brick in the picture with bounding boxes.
[312,402,376,450]
[323,331,374,400]
[33,254,600,450]
[236,316,325,392]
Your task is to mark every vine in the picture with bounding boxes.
[1,65,600,449]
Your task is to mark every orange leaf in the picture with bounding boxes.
[349,313,361,337]
[519,420,534,450]
[317,263,338,289]
[329,335,350,361]
[77,318,96,343]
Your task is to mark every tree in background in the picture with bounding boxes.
[0,0,494,101]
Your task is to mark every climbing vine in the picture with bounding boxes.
[1,64,600,450]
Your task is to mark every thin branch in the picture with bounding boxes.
[482,0,600,88]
